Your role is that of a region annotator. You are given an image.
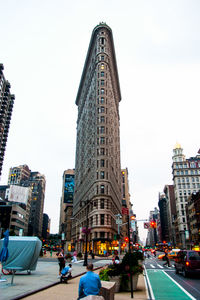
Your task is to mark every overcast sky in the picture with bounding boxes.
[1,0,200,242]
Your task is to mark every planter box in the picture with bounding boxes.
[108,275,120,293]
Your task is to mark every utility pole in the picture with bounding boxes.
[127,213,133,298]
[81,199,90,267]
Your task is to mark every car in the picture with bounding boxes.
[158,249,180,260]
[168,249,180,259]
[175,250,200,277]
[158,253,165,260]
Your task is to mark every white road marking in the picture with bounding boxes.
[157,264,164,269]
[150,264,155,268]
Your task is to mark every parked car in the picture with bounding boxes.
[175,250,200,277]
[158,249,180,260]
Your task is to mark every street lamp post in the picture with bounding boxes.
[81,199,90,267]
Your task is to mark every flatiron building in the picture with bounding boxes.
[73,23,122,254]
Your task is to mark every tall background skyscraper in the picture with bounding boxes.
[72,23,122,254]
[0,64,15,178]
[172,143,200,248]
[8,165,46,237]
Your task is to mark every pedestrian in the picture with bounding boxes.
[163,251,170,267]
[60,263,72,283]
[113,255,120,264]
[77,263,101,300]
[57,248,65,277]
[72,250,77,263]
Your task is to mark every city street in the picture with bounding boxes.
[144,252,200,299]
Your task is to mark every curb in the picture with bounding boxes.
[12,265,105,300]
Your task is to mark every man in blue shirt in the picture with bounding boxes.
[78,264,101,299]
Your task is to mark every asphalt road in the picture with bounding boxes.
[144,252,200,299]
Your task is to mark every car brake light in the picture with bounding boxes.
[186,261,189,266]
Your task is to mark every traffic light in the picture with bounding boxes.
[150,220,157,228]
[124,237,129,242]
[122,243,126,248]
[130,215,136,221]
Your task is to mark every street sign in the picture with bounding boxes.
[144,222,150,229]
[122,207,129,215]
[116,219,122,225]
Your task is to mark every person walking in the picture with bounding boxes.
[57,248,65,276]
[163,251,170,267]
[77,263,101,299]
[72,250,77,262]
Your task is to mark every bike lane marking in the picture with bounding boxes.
[146,269,196,300]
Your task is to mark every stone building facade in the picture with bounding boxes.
[73,23,122,254]
[0,64,15,177]
[172,143,200,248]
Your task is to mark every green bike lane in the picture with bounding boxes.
[146,269,196,300]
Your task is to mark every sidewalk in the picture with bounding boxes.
[22,273,147,300]
[0,257,148,300]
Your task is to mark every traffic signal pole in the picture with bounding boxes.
[127,214,133,298]
[127,214,131,252]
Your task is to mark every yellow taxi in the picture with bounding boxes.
[158,249,180,260]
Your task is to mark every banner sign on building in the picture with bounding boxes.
[122,207,129,215]
[64,174,75,203]
[8,185,30,205]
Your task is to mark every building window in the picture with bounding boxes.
[101,37,105,44]
[100,137,105,144]
[100,171,105,179]
[100,126,105,134]
[100,148,105,155]
[101,63,104,70]
[101,71,104,77]
[100,185,105,194]
[100,215,104,225]
[101,80,104,86]
[101,56,104,61]
[100,199,104,209]
[100,116,105,123]
[100,231,105,238]
[100,159,105,167]
[100,106,105,113]
[101,88,105,95]
[100,97,104,104]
